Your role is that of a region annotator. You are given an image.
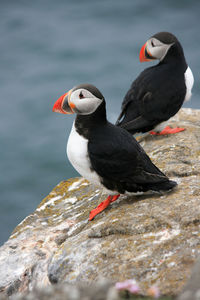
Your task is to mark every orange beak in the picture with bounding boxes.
[139,42,154,62]
[52,90,75,114]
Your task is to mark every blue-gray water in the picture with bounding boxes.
[0,0,200,245]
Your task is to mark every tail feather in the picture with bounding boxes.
[148,179,177,192]
[124,179,177,194]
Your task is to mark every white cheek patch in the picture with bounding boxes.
[152,44,171,61]
[159,44,173,61]
[147,39,173,61]
[70,89,103,115]
[76,97,102,115]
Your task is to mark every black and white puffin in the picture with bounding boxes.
[53,83,177,220]
[116,31,194,135]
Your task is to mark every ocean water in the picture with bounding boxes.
[0,0,200,245]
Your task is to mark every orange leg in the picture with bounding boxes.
[89,194,120,221]
[150,126,185,135]
[110,194,120,202]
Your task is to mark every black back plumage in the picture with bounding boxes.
[116,33,188,134]
[75,101,177,194]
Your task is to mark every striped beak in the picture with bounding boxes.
[52,90,75,114]
[139,42,155,62]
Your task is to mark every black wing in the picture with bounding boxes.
[88,123,174,193]
[116,65,186,134]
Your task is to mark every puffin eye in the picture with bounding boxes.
[79,91,84,99]
[151,40,155,47]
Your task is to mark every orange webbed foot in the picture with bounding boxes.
[89,194,120,221]
[150,126,185,135]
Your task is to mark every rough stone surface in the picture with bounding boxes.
[177,255,200,300]
[0,280,119,300]
[0,108,200,298]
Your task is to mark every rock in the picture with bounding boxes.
[0,108,200,298]
[2,279,119,300]
[177,255,200,300]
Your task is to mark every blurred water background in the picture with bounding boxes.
[0,0,200,245]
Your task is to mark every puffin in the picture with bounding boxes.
[116,31,194,135]
[52,83,177,220]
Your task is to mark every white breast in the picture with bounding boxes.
[67,122,101,186]
[184,66,194,102]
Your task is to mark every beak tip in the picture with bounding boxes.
[139,42,146,62]
[52,104,59,113]
[52,91,74,115]
[52,93,67,114]
[139,56,143,63]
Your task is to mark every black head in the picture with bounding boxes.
[53,83,105,116]
[151,32,179,45]
[140,31,185,63]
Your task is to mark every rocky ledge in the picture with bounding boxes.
[0,108,200,299]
